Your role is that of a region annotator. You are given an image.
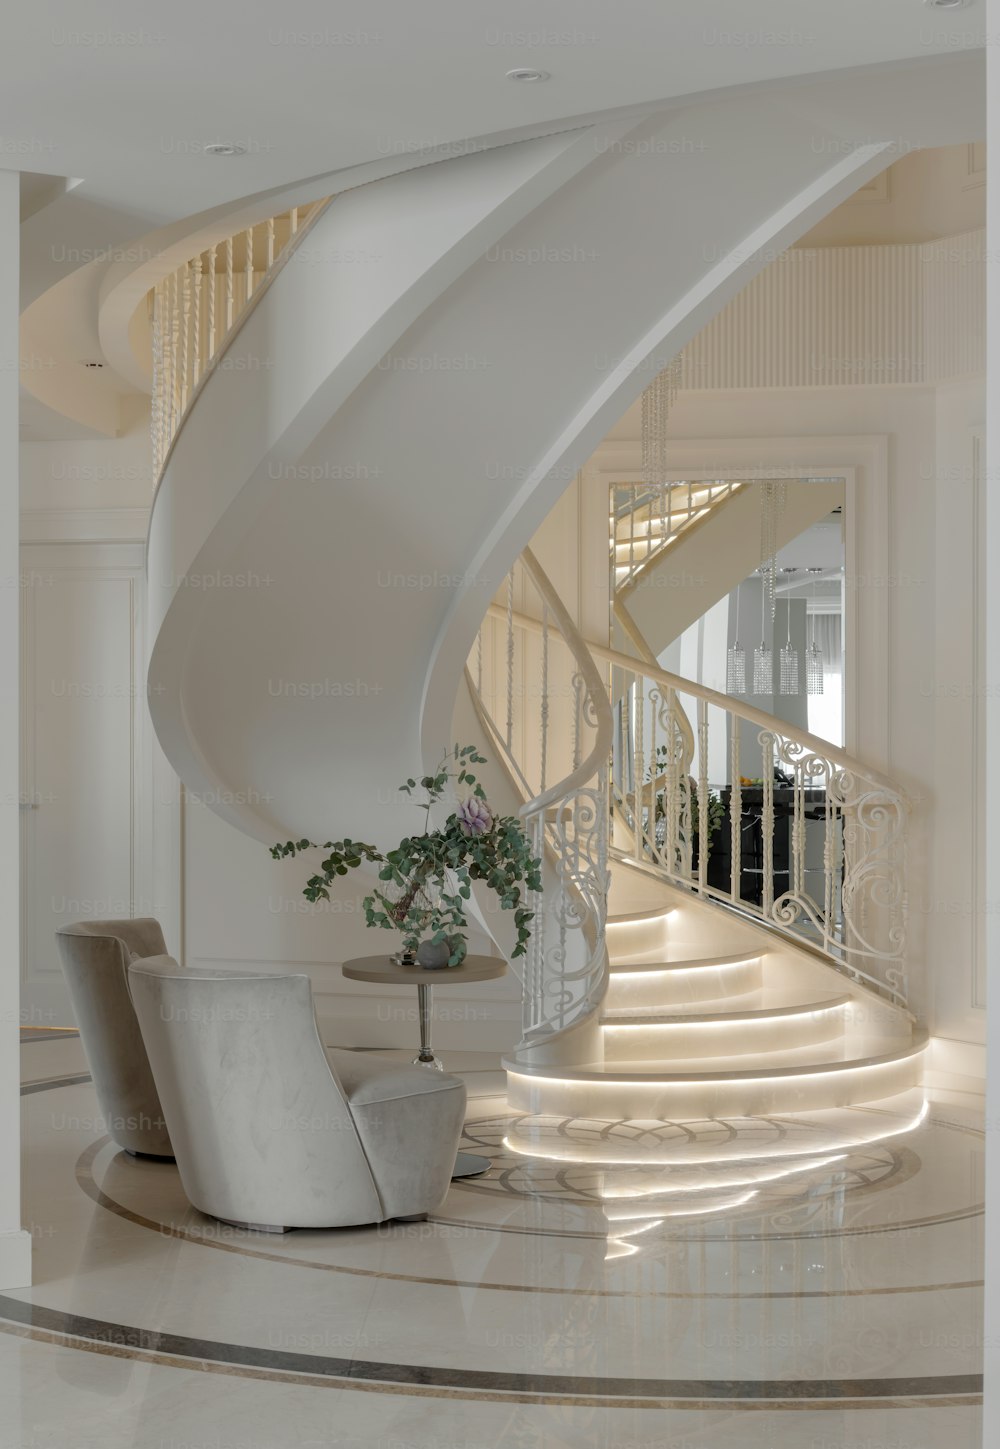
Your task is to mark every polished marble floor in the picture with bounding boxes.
[2,1033,985,1447]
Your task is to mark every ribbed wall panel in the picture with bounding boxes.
[677,230,983,391]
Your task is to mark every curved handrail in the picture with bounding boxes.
[492,602,906,803]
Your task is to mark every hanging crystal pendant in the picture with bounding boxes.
[727,580,746,695]
[779,590,799,695]
[806,643,825,695]
[758,480,787,623]
[753,642,773,694]
[805,567,825,695]
[780,643,800,695]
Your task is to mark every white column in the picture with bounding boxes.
[0,170,30,1287]
[985,7,1000,1442]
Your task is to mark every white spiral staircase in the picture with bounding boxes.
[135,80,943,1132]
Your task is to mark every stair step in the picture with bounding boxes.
[504,1033,927,1118]
[504,1090,929,1167]
[609,950,762,974]
[600,997,849,1061]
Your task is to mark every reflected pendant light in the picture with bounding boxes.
[759,480,787,622]
[727,582,746,696]
[779,576,800,696]
[641,358,683,542]
[753,576,773,694]
[806,567,825,695]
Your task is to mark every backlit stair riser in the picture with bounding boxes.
[605,913,673,958]
[506,1052,924,1119]
[606,958,763,1010]
[600,1005,848,1062]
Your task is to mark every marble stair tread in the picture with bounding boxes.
[600,991,852,1026]
[609,948,763,972]
[507,1030,927,1083]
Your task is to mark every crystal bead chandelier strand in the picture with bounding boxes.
[806,567,825,695]
[758,479,787,622]
[727,581,746,696]
[779,571,800,696]
[753,573,773,694]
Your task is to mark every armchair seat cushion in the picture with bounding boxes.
[324,1046,464,1107]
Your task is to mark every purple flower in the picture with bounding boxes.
[457,796,493,837]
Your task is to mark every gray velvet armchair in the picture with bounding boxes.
[127,957,467,1231]
[55,918,174,1158]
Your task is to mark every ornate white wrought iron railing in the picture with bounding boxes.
[468,549,614,1045]
[611,480,747,591]
[148,199,331,478]
[495,602,910,1010]
[606,645,909,1007]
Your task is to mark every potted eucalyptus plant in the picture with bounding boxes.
[271,744,542,968]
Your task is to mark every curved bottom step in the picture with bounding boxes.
[504,1034,927,1118]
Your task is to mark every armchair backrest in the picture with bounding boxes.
[55,918,172,1155]
[127,959,383,1227]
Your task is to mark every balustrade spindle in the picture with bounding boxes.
[697,700,709,892]
[505,571,515,751]
[730,727,742,904]
[191,255,202,388]
[179,263,191,412]
[539,605,549,794]
[225,236,234,330]
[244,226,254,305]
[634,678,646,863]
[207,244,217,360]
[266,216,275,269]
[762,736,775,917]
[289,206,299,236]
[792,761,806,901]
[665,687,680,874]
[168,270,180,440]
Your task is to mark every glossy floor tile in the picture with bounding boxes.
[1,1040,984,1448]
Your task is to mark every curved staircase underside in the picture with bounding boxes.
[147,65,974,855]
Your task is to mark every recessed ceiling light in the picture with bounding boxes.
[506,68,550,83]
[81,360,105,369]
[203,142,247,157]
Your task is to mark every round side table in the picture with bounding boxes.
[341,952,506,1179]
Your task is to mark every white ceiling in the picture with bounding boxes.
[3,1,986,231]
[5,1,987,441]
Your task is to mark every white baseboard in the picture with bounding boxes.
[925,1035,987,1098]
[0,1230,32,1289]
[315,991,520,1054]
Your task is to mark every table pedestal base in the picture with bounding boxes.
[452,1152,490,1179]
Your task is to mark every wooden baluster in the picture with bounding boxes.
[266,215,275,270]
[289,206,299,236]
[150,283,162,476]
[207,244,217,360]
[180,262,192,412]
[730,724,742,905]
[191,255,202,393]
[225,235,234,331]
[168,270,180,442]
[697,700,709,892]
[244,226,254,306]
